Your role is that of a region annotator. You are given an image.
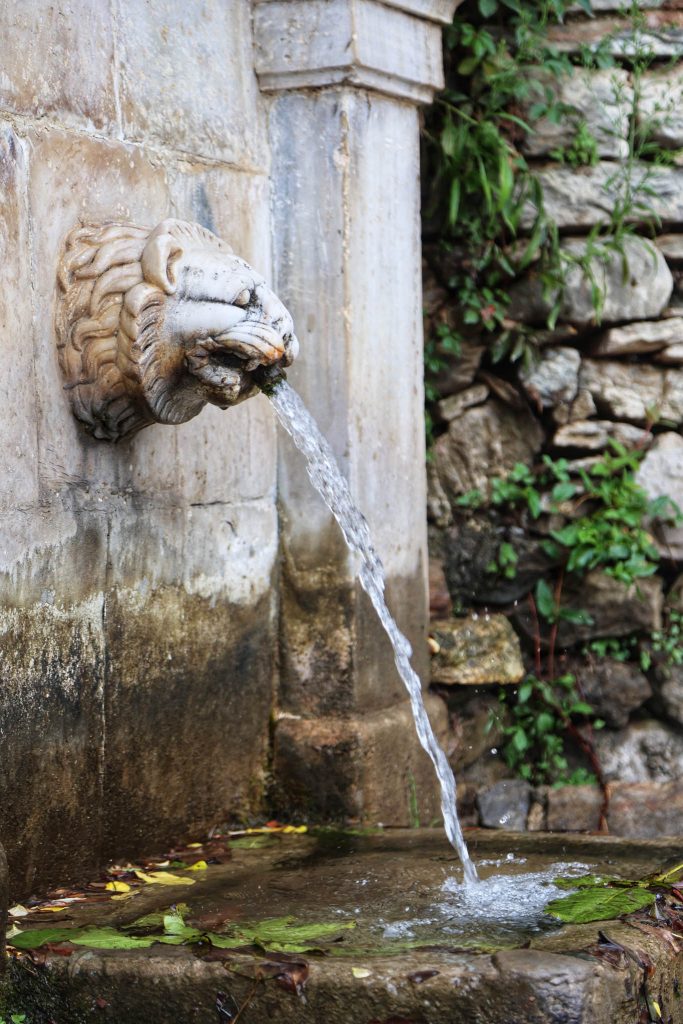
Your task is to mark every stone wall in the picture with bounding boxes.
[0,0,278,893]
[0,0,458,896]
[425,1,683,835]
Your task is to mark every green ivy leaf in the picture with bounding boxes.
[478,0,498,16]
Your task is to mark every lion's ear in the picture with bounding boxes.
[141,233,183,295]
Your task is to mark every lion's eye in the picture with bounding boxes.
[233,288,251,308]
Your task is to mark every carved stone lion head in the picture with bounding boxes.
[56,218,298,441]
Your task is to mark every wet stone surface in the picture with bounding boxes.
[2,830,682,1023]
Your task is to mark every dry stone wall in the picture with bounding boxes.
[425,0,683,835]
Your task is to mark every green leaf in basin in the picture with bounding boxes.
[545,886,656,923]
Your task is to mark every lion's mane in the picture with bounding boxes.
[56,220,229,440]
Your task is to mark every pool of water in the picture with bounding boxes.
[114,828,676,954]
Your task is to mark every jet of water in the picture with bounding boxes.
[267,378,478,884]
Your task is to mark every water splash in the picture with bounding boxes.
[268,380,479,884]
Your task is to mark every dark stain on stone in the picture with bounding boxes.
[193,182,215,234]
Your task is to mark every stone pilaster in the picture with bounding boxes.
[255,0,461,823]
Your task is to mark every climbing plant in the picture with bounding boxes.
[477,443,681,792]
[422,0,677,441]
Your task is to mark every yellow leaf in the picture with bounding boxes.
[282,825,307,834]
[35,905,66,913]
[111,892,138,902]
[134,870,195,887]
[652,1001,662,1019]
[187,860,208,872]
[105,881,131,893]
[187,843,203,849]
[352,967,371,979]
[6,925,23,940]
[8,905,28,918]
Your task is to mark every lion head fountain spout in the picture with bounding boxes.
[56,218,298,441]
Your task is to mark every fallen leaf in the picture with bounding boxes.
[133,870,195,887]
[105,881,131,893]
[187,860,208,872]
[546,886,656,923]
[8,906,28,918]
[352,967,371,979]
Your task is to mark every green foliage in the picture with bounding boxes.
[423,0,673,438]
[546,861,683,922]
[492,674,603,786]
[0,1016,27,1024]
[422,0,580,430]
[546,883,655,922]
[585,635,638,663]
[486,540,518,579]
[550,120,599,168]
[642,608,683,671]
[466,444,680,602]
[8,911,356,956]
[542,442,680,585]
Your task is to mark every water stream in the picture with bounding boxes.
[268,380,479,884]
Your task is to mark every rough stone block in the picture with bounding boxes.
[432,399,543,501]
[514,570,663,645]
[608,781,683,837]
[594,720,683,784]
[580,360,683,426]
[521,69,631,160]
[546,785,603,833]
[271,696,450,825]
[442,515,555,607]
[510,237,673,327]
[546,14,683,60]
[0,0,117,130]
[552,419,652,452]
[639,68,683,150]
[436,383,489,423]
[430,615,524,686]
[25,126,169,498]
[656,234,683,263]
[477,779,531,831]
[519,346,580,409]
[114,0,267,167]
[433,338,485,397]
[653,664,683,728]
[0,124,39,512]
[561,571,663,644]
[446,693,502,773]
[568,0,664,12]
[429,557,452,619]
[592,318,683,357]
[637,432,683,558]
[522,163,683,232]
[573,658,651,729]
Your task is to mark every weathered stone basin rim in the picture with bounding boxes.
[2,830,682,1024]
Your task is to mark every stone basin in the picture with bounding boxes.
[2,829,682,1023]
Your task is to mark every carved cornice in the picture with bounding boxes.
[253,0,462,104]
